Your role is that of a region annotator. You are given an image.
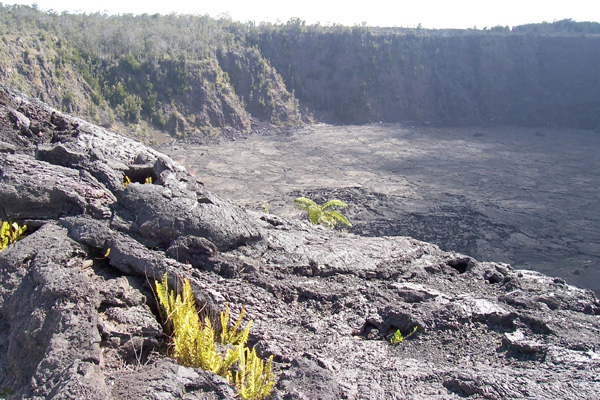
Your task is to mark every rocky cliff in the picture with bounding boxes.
[1,88,599,399]
[253,25,600,129]
[0,6,306,144]
[2,6,599,145]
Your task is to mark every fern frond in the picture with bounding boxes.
[308,207,321,224]
[221,345,241,382]
[182,279,195,308]
[155,276,172,338]
[155,273,171,323]
[319,214,335,228]
[1,222,9,251]
[389,325,418,345]
[294,197,351,230]
[236,319,252,347]
[325,210,352,228]
[172,303,201,366]
[221,304,252,345]
[230,306,247,343]
[236,347,274,400]
[10,222,27,241]
[220,303,231,344]
[199,317,222,373]
[293,197,317,210]
[0,221,27,252]
[235,344,247,395]
[153,274,274,398]
[321,199,348,211]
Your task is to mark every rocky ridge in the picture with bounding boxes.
[0,87,599,399]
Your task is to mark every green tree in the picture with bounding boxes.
[294,197,352,229]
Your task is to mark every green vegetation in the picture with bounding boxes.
[155,274,274,399]
[294,197,352,229]
[512,18,600,34]
[388,326,418,345]
[0,221,27,252]
[1,4,599,139]
[0,4,302,142]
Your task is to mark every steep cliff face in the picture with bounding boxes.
[254,27,600,129]
[154,57,253,136]
[217,47,304,126]
[0,32,101,122]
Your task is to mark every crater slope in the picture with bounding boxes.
[159,124,600,295]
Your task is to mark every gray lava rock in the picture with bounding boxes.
[275,357,342,400]
[0,224,105,398]
[110,359,236,400]
[0,153,116,220]
[0,86,598,399]
[118,177,261,250]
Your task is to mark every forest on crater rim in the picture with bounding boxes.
[1,4,599,144]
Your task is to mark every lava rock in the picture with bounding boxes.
[0,86,598,399]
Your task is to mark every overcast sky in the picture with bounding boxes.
[9,1,600,29]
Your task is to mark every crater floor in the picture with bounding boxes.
[158,124,600,295]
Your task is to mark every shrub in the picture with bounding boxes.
[154,274,274,399]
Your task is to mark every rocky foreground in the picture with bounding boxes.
[0,86,599,399]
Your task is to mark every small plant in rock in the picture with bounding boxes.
[0,221,27,252]
[123,175,132,188]
[154,274,274,399]
[294,197,352,229]
[237,346,275,400]
[388,326,418,345]
[123,174,153,187]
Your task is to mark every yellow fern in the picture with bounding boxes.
[221,303,252,345]
[294,197,352,229]
[0,221,27,252]
[172,304,201,366]
[155,273,175,335]
[155,274,274,399]
[236,347,275,400]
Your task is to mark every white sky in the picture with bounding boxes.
[9,1,600,29]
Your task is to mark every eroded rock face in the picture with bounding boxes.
[0,86,598,399]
